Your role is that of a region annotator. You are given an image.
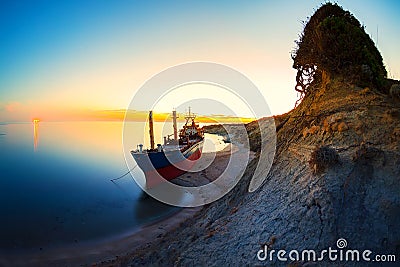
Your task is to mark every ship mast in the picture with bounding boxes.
[185,106,196,123]
[172,109,178,141]
[149,111,155,150]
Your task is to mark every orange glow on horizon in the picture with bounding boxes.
[6,109,257,124]
[74,109,256,123]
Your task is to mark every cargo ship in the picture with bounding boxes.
[131,108,204,188]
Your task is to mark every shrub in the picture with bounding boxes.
[292,3,386,98]
[309,145,339,174]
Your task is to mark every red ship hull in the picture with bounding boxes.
[143,146,201,188]
[132,141,203,188]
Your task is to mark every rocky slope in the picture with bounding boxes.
[108,79,399,266]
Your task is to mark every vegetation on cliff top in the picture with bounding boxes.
[292,3,387,99]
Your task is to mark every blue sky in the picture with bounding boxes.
[0,0,399,121]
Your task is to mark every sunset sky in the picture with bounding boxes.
[1,0,399,122]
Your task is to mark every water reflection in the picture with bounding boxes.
[33,120,39,152]
[0,121,180,250]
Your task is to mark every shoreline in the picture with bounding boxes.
[96,140,253,266]
[97,138,255,266]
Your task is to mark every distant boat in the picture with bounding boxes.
[131,108,204,188]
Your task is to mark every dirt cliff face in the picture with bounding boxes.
[254,80,400,263]
[176,80,400,266]
[118,79,399,266]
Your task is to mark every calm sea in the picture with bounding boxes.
[0,121,183,252]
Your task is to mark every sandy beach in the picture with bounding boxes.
[94,135,254,266]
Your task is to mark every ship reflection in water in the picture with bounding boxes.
[33,119,40,152]
[133,191,181,224]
